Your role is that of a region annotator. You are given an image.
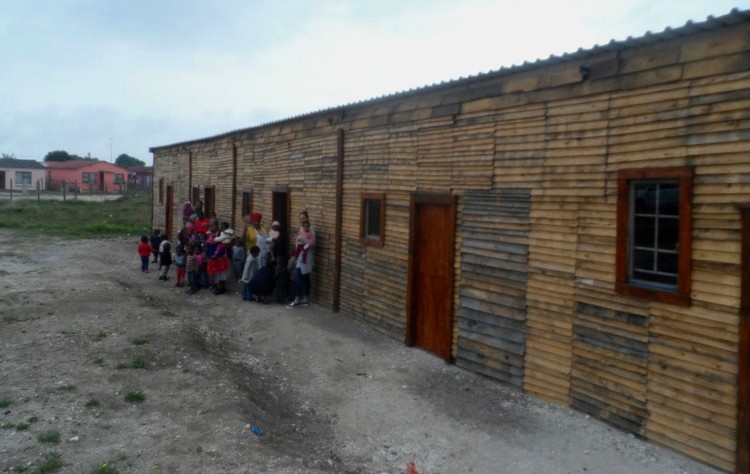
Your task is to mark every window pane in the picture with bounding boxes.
[657,252,678,276]
[634,183,657,214]
[634,216,655,247]
[633,249,654,272]
[658,182,680,216]
[365,199,381,237]
[657,217,679,250]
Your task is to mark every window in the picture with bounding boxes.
[159,178,164,204]
[192,187,200,205]
[114,174,124,184]
[14,171,31,186]
[241,191,253,217]
[82,172,96,184]
[360,193,385,246]
[616,167,693,306]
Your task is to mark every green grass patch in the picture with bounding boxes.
[56,384,76,392]
[90,331,108,342]
[2,422,15,429]
[91,462,119,474]
[85,398,100,409]
[15,422,30,431]
[0,269,9,276]
[94,357,104,366]
[31,452,63,474]
[37,430,61,443]
[131,337,149,346]
[0,196,151,238]
[0,398,11,408]
[28,416,39,424]
[115,362,127,370]
[124,391,145,403]
[131,357,147,369]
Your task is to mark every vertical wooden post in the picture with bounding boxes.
[74,180,78,200]
[231,144,238,229]
[9,179,13,202]
[332,129,344,312]
[37,179,40,203]
[738,206,750,474]
[63,181,67,201]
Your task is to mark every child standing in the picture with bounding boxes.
[149,229,162,263]
[137,236,152,273]
[232,237,245,283]
[173,245,186,287]
[241,246,260,301]
[185,244,199,294]
[159,240,172,281]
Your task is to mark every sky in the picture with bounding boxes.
[0,0,742,165]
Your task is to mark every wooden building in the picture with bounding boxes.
[150,10,750,472]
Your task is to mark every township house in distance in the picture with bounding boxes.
[150,10,750,473]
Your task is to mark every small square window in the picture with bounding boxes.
[360,193,385,246]
[616,167,692,306]
[14,171,31,185]
[114,174,124,184]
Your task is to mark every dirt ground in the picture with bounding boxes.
[0,231,721,473]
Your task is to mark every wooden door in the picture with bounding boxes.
[165,185,174,241]
[407,194,456,361]
[0,171,5,190]
[99,171,105,192]
[738,207,750,473]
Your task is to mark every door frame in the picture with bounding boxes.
[737,206,750,473]
[405,192,457,362]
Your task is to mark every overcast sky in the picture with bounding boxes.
[0,0,741,165]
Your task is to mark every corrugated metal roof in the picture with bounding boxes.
[150,7,750,152]
[0,158,45,169]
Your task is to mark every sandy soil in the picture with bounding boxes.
[0,231,721,473]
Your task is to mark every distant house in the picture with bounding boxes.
[128,165,153,189]
[45,160,129,193]
[0,158,46,191]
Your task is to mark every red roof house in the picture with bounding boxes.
[45,160,130,193]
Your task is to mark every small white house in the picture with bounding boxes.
[0,158,46,191]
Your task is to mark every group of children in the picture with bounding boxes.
[137,201,315,308]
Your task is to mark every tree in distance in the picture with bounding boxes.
[44,150,84,162]
[115,154,145,169]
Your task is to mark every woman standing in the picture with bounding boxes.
[288,218,314,308]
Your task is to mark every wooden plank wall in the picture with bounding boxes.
[456,190,530,388]
[151,20,750,472]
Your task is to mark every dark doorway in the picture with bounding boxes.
[0,171,5,190]
[738,206,750,473]
[406,193,457,362]
[99,171,105,192]
[165,185,174,241]
[272,188,290,261]
[204,186,215,217]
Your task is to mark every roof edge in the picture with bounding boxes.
[150,7,750,152]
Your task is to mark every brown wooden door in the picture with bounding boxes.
[738,207,750,473]
[165,185,174,241]
[407,194,456,361]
